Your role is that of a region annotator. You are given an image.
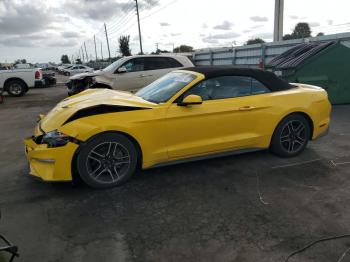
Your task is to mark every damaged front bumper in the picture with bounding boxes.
[24,136,78,182]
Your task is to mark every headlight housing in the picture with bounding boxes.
[42,130,70,148]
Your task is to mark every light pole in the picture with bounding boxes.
[274,0,284,42]
[135,0,143,54]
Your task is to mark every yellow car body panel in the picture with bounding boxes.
[24,138,78,181]
[24,70,331,182]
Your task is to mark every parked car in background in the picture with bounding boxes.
[57,64,73,74]
[62,65,93,76]
[41,68,56,87]
[13,63,32,69]
[0,68,44,96]
[26,67,331,188]
[66,55,194,95]
[35,63,57,71]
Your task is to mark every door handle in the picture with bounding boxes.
[238,106,256,111]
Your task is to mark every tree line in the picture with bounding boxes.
[247,22,323,45]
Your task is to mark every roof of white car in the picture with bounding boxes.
[124,54,188,58]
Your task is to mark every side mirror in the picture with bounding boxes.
[178,95,203,106]
[117,67,127,73]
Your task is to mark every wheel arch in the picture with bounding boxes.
[4,77,29,91]
[71,130,143,184]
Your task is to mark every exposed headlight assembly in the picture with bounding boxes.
[42,130,70,148]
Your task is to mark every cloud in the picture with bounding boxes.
[328,20,333,26]
[0,33,54,47]
[289,15,299,20]
[0,36,36,47]
[203,39,219,44]
[202,32,240,43]
[243,29,252,33]
[202,23,208,29]
[250,25,264,30]
[0,1,52,35]
[253,32,273,39]
[171,33,181,36]
[160,22,170,26]
[46,39,78,47]
[64,0,159,21]
[309,22,320,27]
[250,16,268,22]
[213,20,233,30]
[61,32,80,38]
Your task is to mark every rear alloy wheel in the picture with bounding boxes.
[6,80,26,97]
[77,133,138,188]
[270,114,310,157]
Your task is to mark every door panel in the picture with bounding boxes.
[113,72,144,91]
[164,94,273,159]
[143,68,169,86]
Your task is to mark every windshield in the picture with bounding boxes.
[103,57,129,72]
[136,72,197,103]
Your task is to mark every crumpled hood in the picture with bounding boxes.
[39,89,155,133]
[69,70,103,80]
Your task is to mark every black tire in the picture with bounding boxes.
[77,133,138,188]
[6,80,26,97]
[270,114,311,157]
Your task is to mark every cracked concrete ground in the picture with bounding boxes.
[0,85,350,262]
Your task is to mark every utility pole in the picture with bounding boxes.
[155,42,159,53]
[93,35,98,61]
[84,42,89,62]
[81,46,85,62]
[100,42,104,61]
[274,0,284,42]
[104,23,111,61]
[135,0,143,54]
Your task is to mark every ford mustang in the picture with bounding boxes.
[24,67,331,188]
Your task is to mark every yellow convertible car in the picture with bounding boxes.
[24,67,331,188]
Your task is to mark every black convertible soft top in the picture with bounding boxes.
[180,66,293,91]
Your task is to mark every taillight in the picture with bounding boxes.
[35,70,41,79]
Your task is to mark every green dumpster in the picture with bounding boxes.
[268,41,350,104]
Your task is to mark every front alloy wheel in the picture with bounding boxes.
[87,142,131,184]
[77,133,138,188]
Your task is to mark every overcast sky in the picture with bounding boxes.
[0,0,350,63]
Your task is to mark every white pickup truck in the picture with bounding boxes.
[0,68,44,97]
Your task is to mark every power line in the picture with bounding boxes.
[107,4,135,31]
[141,0,179,21]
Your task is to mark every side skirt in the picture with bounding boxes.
[145,147,266,169]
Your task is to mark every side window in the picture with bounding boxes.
[251,78,270,95]
[182,76,270,101]
[145,57,183,70]
[144,57,162,70]
[165,57,183,68]
[121,58,144,72]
